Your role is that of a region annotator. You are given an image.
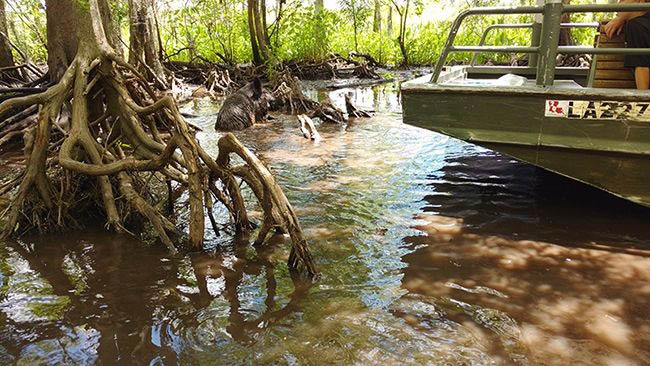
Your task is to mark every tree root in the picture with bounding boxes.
[217,133,318,276]
[297,115,321,141]
[345,93,372,118]
[279,53,381,80]
[271,71,346,124]
[0,2,318,277]
[166,52,380,91]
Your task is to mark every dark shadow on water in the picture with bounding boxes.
[422,150,650,249]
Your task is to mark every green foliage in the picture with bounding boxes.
[109,0,129,30]
[5,0,47,63]
[157,0,599,68]
[159,0,253,64]
[274,6,336,61]
[4,0,602,67]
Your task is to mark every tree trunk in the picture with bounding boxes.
[313,0,326,58]
[373,0,381,33]
[261,0,270,46]
[353,21,359,52]
[400,0,404,66]
[352,4,358,52]
[247,0,262,64]
[98,0,124,57]
[252,0,270,61]
[396,0,409,65]
[273,0,284,47]
[387,6,392,35]
[129,0,169,86]
[559,0,575,46]
[0,0,13,68]
[45,0,80,82]
[315,0,324,13]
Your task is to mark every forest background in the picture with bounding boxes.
[6,0,613,70]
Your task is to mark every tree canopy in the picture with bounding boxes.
[2,0,605,67]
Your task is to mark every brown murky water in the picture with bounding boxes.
[1,83,650,365]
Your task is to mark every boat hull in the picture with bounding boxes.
[478,143,650,207]
[402,75,650,207]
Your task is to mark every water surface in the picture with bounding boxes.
[1,83,649,365]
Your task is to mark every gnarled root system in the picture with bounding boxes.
[0,3,317,277]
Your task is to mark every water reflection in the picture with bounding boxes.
[423,151,650,248]
[0,230,313,364]
[186,234,313,346]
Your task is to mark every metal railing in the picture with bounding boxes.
[431,1,650,87]
[469,22,599,66]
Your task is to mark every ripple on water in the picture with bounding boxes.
[1,83,650,365]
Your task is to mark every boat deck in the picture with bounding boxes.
[403,69,650,100]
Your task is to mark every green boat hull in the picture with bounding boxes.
[402,74,650,207]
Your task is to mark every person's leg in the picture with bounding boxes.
[624,16,650,89]
[635,67,650,89]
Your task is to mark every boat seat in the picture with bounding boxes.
[587,21,636,89]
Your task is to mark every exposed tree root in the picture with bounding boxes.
[217,134,317,276]
[165,53,384,126]
[166,52,380,90]
[345,93,372,118]
[0,29,45,87]
[0,0,318,277]
[297,115,321,141]
[279,53,380,80]
[271,71,346,124]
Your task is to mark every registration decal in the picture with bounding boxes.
[545,100,569,117]
[545,100,650,121]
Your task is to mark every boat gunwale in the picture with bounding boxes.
[402,74,650,101]
[465,65,590,75]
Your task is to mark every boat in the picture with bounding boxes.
[401,1,650,208]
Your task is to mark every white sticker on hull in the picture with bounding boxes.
[545,100,650,121]
[545,100,569,117]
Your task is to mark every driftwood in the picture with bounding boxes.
[344,93,372,118]
[271,71,346,124]
[297,114,321,141]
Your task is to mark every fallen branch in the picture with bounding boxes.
[345,93,372,118]
[297,114,321,141]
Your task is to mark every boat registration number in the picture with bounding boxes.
[545,100,650,121]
